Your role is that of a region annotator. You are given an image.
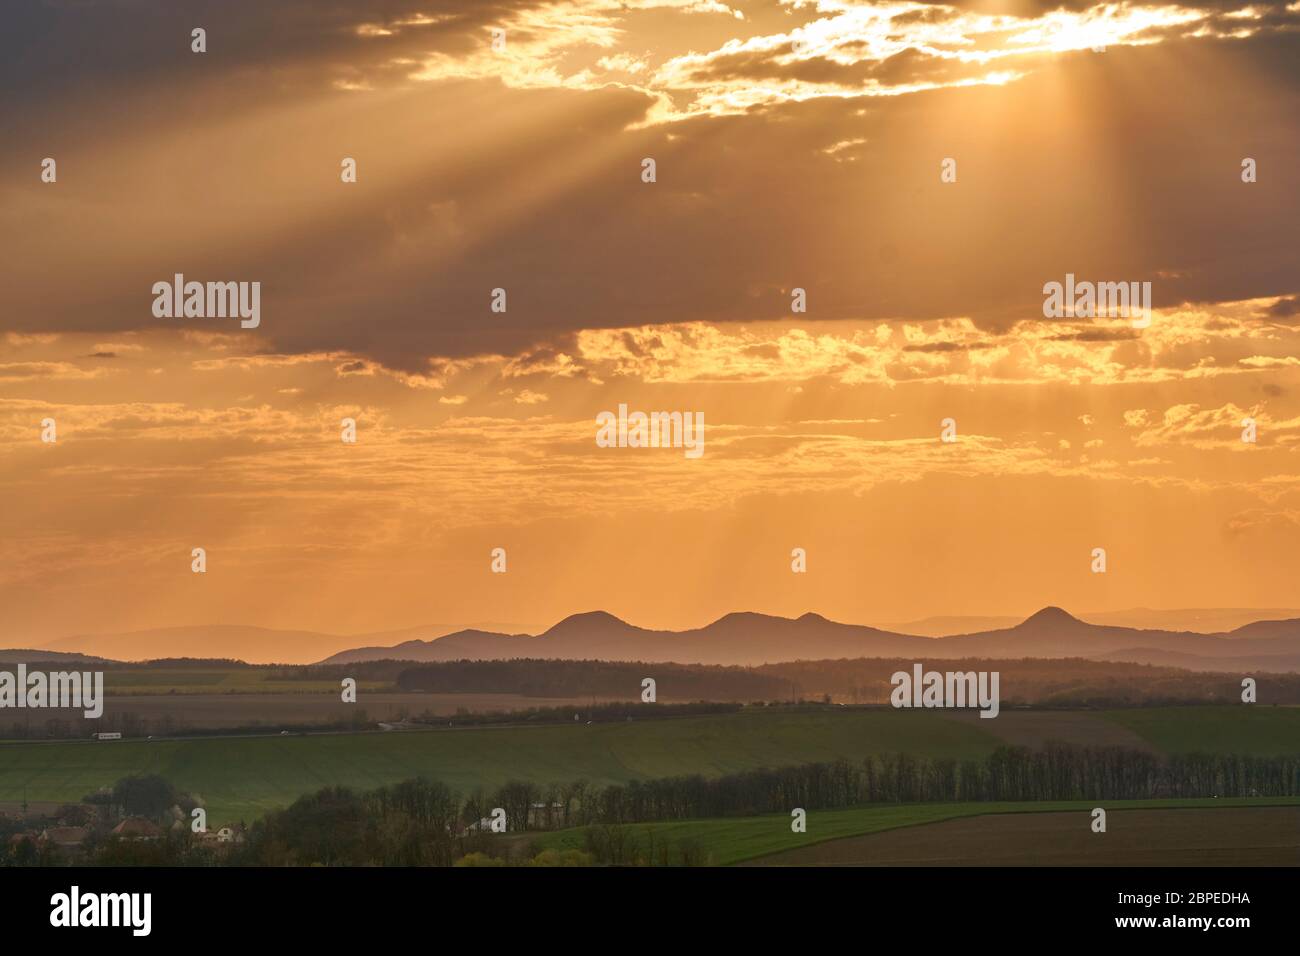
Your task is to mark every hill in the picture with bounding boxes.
[0,649,112,665]
[320,607,1300,671]
[22,607,1300,671]
[36,625,356,665]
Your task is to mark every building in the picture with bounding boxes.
[39,826,90,859]
[215,823,246,844]
[111,817,163,841]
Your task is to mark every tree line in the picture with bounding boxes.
[289,656,1300,707]
[581,745,1300,824]
[11,743,1297,866]
[393,658,789,700]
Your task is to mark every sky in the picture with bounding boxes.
[1,0,1299,650]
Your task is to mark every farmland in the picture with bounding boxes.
[0,707,995,822]
[3,692,631,733]
[1105,706,1300,756]
[0,706,1295,824]
[743,804,1300,867]
[533,799,1300,866]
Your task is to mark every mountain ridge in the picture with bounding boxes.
[20,608,1300,670]
[317,606,1300,672]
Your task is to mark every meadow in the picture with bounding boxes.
[0,706,1295,824]
[0,708,996,821]
[1104,706,1300,756]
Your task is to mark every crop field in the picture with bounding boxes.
[0,706,1294,824]
[1104,706,1300,756]
[742,805,1300,867]
[0,708,993,821]
[535,799,1300,866]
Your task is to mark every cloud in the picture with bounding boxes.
[0,362,106,382]
[3,2,1297,373]
[1126,402,1300,448]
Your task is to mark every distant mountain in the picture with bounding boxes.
[0,649,113,665]
[319,606,1300,672]
[1080,607,1300,633]
[23,608,1300,672]
[884,607,1300,636]
[1082,647,1300,673]
[1225,618,1300,640]
[321,609,931,667]
[932,607,1300,669]
[329,627,535,665]
[879,614,1022,636]
[35,625,354,666]
[30,621,541,665]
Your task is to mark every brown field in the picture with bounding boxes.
[940,710,1158,752]
[743,807,1300,866]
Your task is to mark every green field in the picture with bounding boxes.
[0,708,994,821]
[531,797,1300,866]
[0,706,1294,823]
[1105,706,1300,756]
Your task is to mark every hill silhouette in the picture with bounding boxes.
[23,608,1300,671]
[319,607,1300,671]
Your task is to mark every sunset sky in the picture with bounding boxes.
[2,0,1299,651]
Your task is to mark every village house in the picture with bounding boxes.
[38,826,90,860]
[111,817,163,841]
[215,823,246,844]
[198,822,247,849]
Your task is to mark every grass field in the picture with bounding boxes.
[532,798,1300,866]
[1105,706,1300,756]
[0,706,1294,824]
[0,708,996,822]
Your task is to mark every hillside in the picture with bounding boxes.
[320,607,1300,672]
[21,607,1300,671]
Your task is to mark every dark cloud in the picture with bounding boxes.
[1,3,1298,374]
[903,340,997,353]
[689,42,966,88]
[1264,295,1300,320]
[0,0,525,97]
[1049,329,1142,343]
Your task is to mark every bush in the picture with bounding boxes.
[530,848,594,867]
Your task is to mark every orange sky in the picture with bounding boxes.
[2,1,1299,649]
